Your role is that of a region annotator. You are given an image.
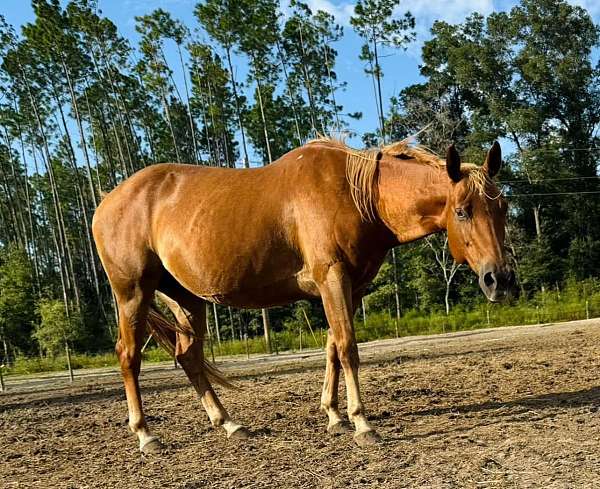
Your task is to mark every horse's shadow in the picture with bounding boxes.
[389,386,600,441]
[410,386,600,417]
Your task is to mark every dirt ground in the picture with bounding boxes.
[2,319,600,489]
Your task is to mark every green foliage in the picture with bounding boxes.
[5,350,117,376]
[188,42,239,167]
[0,246,36,356]
[5,278,600,375]
[34,299,83,356]
[351,0,416,71]
[351,0,415,140]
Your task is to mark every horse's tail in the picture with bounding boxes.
[146,304,235,389]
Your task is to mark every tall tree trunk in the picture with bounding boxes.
[322,36,342,131]
[14,108,41,293]
[203,78,221,166]
[82,80,104,193]
[177,42,200,164]
[92,47,136,174]
[372,35,386,142]
[225,46,250,168]
[0,161,24,247]
[18,62,73,312]
[161,91,182,163]
[254,76,273,164]
[61,59,98,208]
[297,22,320,133]
[49,80,100,308]
[533,205,542,238]
[275,39,302,145]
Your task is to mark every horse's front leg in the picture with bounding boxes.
[318,262,380,446]
[320,328,350,434]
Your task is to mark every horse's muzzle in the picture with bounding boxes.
[479,263,516,302]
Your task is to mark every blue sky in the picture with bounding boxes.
[2,0,599,158]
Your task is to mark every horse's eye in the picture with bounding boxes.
[455,208,468,221]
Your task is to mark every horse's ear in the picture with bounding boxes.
[483,141,502,178]
[446,144,462,183]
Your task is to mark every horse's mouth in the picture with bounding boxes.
[479,266,517,303]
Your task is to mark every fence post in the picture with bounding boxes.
[0,365,5,392]
[486,305,491,326]
[586,300,590,320]
[536,305,541,324]
[209,334,215,364]
[299,325,303,352]
[244,333,250,360]
[65,343,74,383]
[301,309,319,349]
[361,297,368,327]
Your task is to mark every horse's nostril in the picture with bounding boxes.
[483,272,495,288]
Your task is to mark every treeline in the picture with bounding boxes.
[0,0,599,362]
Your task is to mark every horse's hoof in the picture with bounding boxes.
[228,426,251,441]
[140,437,163,455]
[327,421,351,435]
[354,430,381,447]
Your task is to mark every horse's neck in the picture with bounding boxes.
[376,157,448,243]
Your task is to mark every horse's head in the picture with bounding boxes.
[444,142,516,302]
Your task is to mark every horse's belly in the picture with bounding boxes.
[199,277,316,308]
[158,236,313,308]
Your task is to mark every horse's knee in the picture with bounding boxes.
[326,343,340,364]
[337,340,359,370]
[116,339,140,373]
[175,336,203,373]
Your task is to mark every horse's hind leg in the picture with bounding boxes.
[156,290,249,440]
[113,279,163,454]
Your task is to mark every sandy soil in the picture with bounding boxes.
[2,319,600,488]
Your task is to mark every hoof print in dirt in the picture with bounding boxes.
[354,430,381,447]
[327,421,352,436]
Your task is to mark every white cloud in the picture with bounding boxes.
[403,0,495,56]
[280,0,600,58]
[406,0,495,26]
[285,0,496,27]
[280,0,497,57]
[280,0,356,24]
[567,0,600,17]
[304,0,356,24]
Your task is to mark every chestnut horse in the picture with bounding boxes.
[92,137,514,453]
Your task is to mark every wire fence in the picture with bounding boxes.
[1,293,599,392]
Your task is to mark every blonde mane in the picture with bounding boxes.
[305,135,492,222]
